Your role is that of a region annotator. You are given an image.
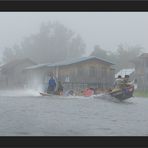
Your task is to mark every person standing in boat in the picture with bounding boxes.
[47,73,57,94]
[114,75,123,89]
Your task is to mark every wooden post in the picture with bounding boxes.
[55,66,59,79]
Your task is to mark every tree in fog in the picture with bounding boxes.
[2,44,24,63]
[90,45,109,60]
[90,45,117,65]
[2,47,14,63]
[115,44,143,71]
[90,44,143,72]
[4,21,85,64]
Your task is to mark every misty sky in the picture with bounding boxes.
[0,12,148,62]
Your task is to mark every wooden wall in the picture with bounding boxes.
[57,59,114,88]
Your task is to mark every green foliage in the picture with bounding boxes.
[134,90,148,98]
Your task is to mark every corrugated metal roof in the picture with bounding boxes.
[0,58,36,71]
[25,56,114,70]
[25,63,50,70]
[115,68,135,78]
[47,56,114,67]
[140,53,148,58]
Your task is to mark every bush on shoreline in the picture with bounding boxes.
[134,90,148,98]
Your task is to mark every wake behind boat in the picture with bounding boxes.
[40,92,55,96]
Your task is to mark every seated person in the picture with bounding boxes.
[114,75,123,89]
[55,81,64,95]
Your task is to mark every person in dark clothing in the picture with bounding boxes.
[122,75,131,95]
[47,76,56,94]
[124,75,130,82]
[56,81,64,95]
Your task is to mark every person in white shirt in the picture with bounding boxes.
[114,75,123,89]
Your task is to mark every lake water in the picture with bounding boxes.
[0,90,147,136]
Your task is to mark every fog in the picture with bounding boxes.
[0,12,148,136]
[0,12,147,91]
[0,12,148,63]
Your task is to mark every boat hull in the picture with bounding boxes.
[109,86,134,101]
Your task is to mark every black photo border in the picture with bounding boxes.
[0,0,148,147]
[0,1,148,11]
